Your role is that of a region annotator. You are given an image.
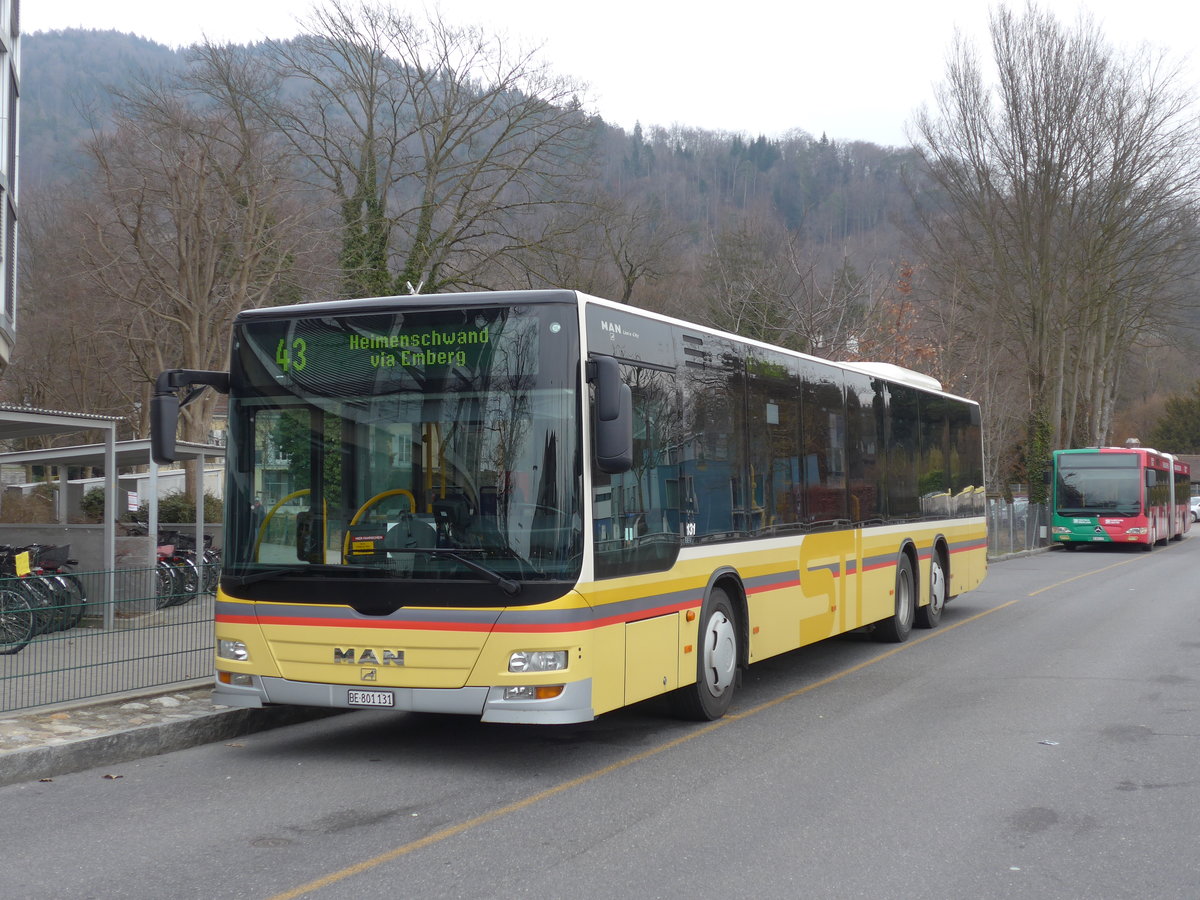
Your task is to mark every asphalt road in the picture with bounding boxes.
[3,538,1199,900]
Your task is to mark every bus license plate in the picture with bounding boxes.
[348,689,394,708]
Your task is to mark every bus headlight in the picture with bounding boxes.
[508,650,568,673]
[1051,527,1071,534]
[1125,527,1148,535]
[218,639,249,661]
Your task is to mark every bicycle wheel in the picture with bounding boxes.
[34,574,73,632]
[179,555,201,598]
[201,549,220,593]
[20,577,59,635]
[61,571,88,626]
[164,558,199,607]
[51,573,87,628]
[154,560,181,609]
[0,587,35,654]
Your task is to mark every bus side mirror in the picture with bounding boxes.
[150,369,231,465]
[150,392,181,464]
[589,356,633,474]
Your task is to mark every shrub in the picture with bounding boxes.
[123,491,224,524]
[80,487,106,523]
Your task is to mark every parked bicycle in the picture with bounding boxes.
[166,530,221,596]
[123,521,221,608]
[0,543,87,654]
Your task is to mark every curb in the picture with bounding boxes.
[0,704,341,788]
[988,544,1054,563]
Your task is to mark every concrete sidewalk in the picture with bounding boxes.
[0,684,338,787]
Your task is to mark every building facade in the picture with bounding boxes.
[0,1,17,371]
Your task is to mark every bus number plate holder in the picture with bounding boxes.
[348,689,394,708]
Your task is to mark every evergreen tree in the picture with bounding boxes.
[1149,384,1200,453]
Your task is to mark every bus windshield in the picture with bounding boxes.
[221,303,582,602]
[1055,454,1142,517]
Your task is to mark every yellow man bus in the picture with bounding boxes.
[151,289,987,723]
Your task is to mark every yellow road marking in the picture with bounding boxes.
[268,555,1134,898]
[1026,555,1142,596]
[265,720,727,900]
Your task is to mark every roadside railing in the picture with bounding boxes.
[987,499,1048,558]
[0,564,217,713]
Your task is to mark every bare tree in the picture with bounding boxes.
[702,218,887,358]
[79,54,310,447]
[255,0,596,296]
[910,2,1200,467]
[3,193,138,435]
[600,191,689,304]
[702,221,796,345]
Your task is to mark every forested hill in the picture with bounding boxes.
[21,30,181,186]
[20,28,918,261]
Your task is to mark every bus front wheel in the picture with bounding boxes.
[873,554,915,643]
[670,587,738,721]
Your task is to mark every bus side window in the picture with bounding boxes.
[592,363,683,578]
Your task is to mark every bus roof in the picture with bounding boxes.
[235,288,968,403]
[234,289,578,322]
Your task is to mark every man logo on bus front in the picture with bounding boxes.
[333,648,405,666]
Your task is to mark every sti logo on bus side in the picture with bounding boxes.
[333,648,405,665]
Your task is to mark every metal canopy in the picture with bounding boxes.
[0,404,121,441]
[0,438,224,470]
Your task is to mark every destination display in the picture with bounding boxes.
[236,309,530,396]
[273,321,493,373]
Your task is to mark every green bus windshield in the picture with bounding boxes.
[1055,452,1142,517]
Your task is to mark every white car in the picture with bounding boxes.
[1190,496,1200,523]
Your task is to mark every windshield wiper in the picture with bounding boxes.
[409,548,522,596]
[223,564,385,587]
[224,565,308,587]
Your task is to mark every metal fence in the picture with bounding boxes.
[987,499,1048,557]
[0,566,216,713]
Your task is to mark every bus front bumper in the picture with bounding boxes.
[214,674,595,725]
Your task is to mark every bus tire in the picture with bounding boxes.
[873,554,915,643]
[669,586,738,721]
[915,550,946,629]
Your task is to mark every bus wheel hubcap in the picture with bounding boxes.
[703,611,736,697]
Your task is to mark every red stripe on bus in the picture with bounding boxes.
[219,614,494,632]
[950,541,988,554]
[217,597,706,634]
[746,578,801,594]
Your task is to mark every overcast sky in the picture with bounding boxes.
[23,0,1200,147]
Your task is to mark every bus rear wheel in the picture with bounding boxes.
[915,551,945,629]
[670,587,738,721]
[873,554,914,643]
